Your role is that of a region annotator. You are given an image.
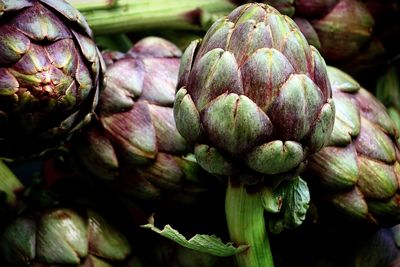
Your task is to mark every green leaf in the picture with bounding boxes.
[141,215,248,256]
[269,177,310,234]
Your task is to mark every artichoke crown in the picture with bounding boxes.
[174,3,335,184]
[0,0,103,158]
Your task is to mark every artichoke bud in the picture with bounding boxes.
[305,66,400,226]
[75,37,214,202]
[174,3,334,185]
[311,0,374,61]
[0,0,103,158]
[0,208,131,266]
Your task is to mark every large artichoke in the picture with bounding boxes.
[0,207,131,266]
[0,0,103,158]
[174,3,335,185]
[74,37,215,202]
[173,3,334,267]
[305,66,400,226]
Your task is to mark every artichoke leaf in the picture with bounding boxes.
[142,215,248,256]
[269,176,310,234]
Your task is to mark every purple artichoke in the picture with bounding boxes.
[0,0,103,158]
[74,37,215,201]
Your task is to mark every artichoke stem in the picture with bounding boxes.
[225,178,274,267]
[73,0,236,35]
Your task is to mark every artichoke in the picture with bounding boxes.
[0,0,103,158]
[236,0,400,76]
[0,207,131,266]
[174,3,335,185]
[74,37,215,202]
[305,66,400,226]
[173,3,334,267]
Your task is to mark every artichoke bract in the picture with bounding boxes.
[74,37,214,202]
[0,0,103,158]
[305,66,400,226]
[174,3,335,185]
[0,208,131,266]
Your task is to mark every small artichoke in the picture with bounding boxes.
[0,0,103,158]
[74,37,214,201]
[174,3,335,185]
[305,66,400,226]
[0,208,131,266]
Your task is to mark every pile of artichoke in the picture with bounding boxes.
[1,0,400,266]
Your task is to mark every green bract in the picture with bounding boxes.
[174,3,335,185]
[0,208,131,266]
[306,66,400,226]
[0,0,103,158]
[74,37,214,201]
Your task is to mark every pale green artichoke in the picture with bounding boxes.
[174,3,335,185]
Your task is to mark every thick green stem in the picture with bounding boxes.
[72,0,236,35]
[225,178,274,267]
